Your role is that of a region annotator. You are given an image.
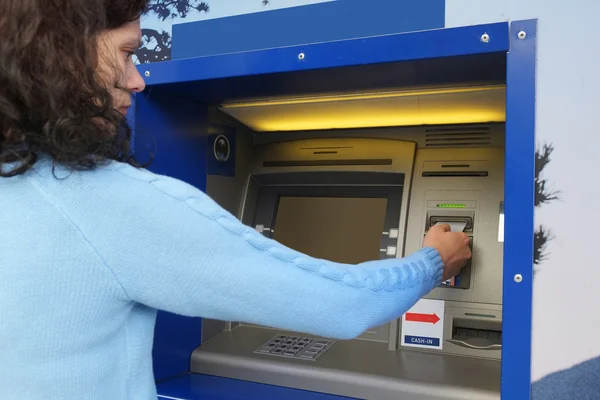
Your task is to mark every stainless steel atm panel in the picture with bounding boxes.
[192,132,505,400]
[403,147,505,360]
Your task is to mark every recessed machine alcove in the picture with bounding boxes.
[135,20,535,400]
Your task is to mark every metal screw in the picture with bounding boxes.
[518,31,527,40]
[481,33,490,43]
[298,52,305,60]
[144,71,150,77]
[514,274,523,283]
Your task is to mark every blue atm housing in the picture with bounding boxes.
[134,20,536,400]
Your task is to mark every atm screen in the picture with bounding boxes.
[272,196,387,264]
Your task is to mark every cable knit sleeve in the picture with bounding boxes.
[58,163,444,340]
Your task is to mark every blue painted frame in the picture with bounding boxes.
[171,0,445,59]
[136,20,535,400]
[133,92,207,382]
[139,22,508,85]
[502,19,536,400]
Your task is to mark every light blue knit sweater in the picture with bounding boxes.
[0,156,443,399]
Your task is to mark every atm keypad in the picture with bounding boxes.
[254,334,336,361]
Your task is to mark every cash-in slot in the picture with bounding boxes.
[447,317,502,351]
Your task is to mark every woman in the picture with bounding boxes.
[0,1,471,399]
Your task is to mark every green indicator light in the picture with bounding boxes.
[436,204,466,208]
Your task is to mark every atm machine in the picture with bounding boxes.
[136,20,535,400]
[191,119,505,400]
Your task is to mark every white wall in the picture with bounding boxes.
[446,0,600,382]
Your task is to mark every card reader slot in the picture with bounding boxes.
[428,216,473,231]
[447,317,501,351]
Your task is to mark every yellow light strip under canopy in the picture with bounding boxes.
[219,85,506,132]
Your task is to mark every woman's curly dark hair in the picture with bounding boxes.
[0,0,150,177]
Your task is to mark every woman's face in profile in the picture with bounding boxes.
[97,20,146,116]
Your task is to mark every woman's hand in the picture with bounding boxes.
[423,224,472,281]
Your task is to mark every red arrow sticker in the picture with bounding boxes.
[405,312,440,325]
